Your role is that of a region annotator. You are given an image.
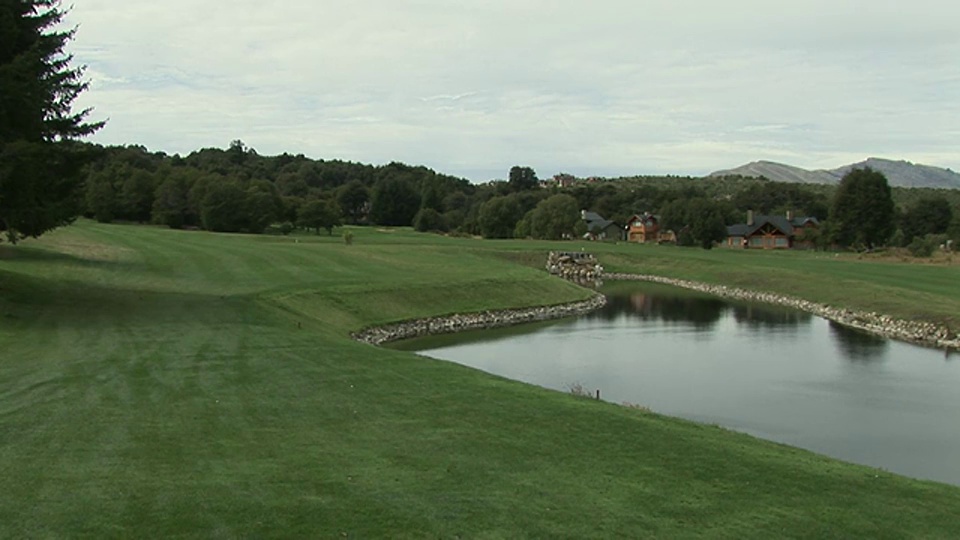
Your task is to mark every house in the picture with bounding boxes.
[581,210,623,241]
[726,211,820,249]
[625,213,676,244]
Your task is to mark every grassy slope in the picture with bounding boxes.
[500,241,960,333]
[1,222,959,538]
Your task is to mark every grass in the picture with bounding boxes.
[2,221,959,537]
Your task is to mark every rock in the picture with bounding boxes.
[603,273,959,351]
[352,294,608,346]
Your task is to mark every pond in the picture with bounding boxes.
[394,282,960,486]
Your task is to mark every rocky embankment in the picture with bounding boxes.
[352,294,607,346]
[605,273,960,351]
[546,251,603,281]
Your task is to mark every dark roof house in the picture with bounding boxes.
[581,210,623,241]
[726,211,819,249]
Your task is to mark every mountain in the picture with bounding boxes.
[710,158,960,189]
[830,158,960,189]
[709,160,839,185]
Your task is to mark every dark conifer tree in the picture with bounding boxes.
[0,0,104,242]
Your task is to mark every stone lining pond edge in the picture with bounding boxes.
[351,275,958,351]
[351,294,608,346]
[604,273,960,351]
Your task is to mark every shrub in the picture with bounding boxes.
[413,208,448,232]
[907,238,932,258]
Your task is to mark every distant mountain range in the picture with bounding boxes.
[709,158,960,189]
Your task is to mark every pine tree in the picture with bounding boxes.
[0,0,104,243]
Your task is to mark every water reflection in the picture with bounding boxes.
[829,321,890,362]
[412,282,960,485]
[588,292,726,328]
[732,304,811,330]
[588,289,810,333]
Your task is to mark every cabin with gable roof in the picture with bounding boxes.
[726,211,819,249]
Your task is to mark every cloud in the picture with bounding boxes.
[64,1,960,180]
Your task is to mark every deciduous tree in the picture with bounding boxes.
[529,194,580,240]
[508,166,539,193]
[900,197,952,244]
[830,167,895,249]
[297,199,342,235]
[478,195,523,238]
[369,177,420,226]
[336,180,370,224]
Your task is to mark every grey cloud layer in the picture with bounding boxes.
[66,0,960,180]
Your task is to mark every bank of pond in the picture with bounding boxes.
[392,282,960,486]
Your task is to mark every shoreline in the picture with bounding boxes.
[351,294,607,346]
[353,274,959,351]
[606,273,960,351]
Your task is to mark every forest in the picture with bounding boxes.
[76,141,960,252]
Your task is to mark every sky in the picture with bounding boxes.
[63,0,960,182]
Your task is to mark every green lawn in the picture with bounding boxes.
[2,221,959,538]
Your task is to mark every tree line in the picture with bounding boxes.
[74,148,960,252]
[2,1,957,252]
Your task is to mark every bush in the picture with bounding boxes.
[907,234,947,258]
[413,208,448,232]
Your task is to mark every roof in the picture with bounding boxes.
[727,215,819,237]
[581,211,620,233]
[627,212,659,223]
[582,211,605,223]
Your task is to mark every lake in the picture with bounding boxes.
[395,282,960,486]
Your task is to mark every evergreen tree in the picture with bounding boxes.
[0,0,104,242]
[830,167,895,249]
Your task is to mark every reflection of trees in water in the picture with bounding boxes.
[592,289,815,333]
[829,321,889,362]
[589,293,726,330]
[732,304,811,330]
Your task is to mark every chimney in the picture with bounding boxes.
[747,210,754,226]
[786,210,794,222]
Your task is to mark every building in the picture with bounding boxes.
[625,213,676,244]
[581,210,623,241]
[726,211,820,249]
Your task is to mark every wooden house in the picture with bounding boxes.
[726,211,819,249]
[626,213,675,244]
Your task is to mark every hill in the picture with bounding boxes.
[708,160,838,185]
[710,158,960,189]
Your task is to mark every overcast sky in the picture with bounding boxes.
[64,1,960,181]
